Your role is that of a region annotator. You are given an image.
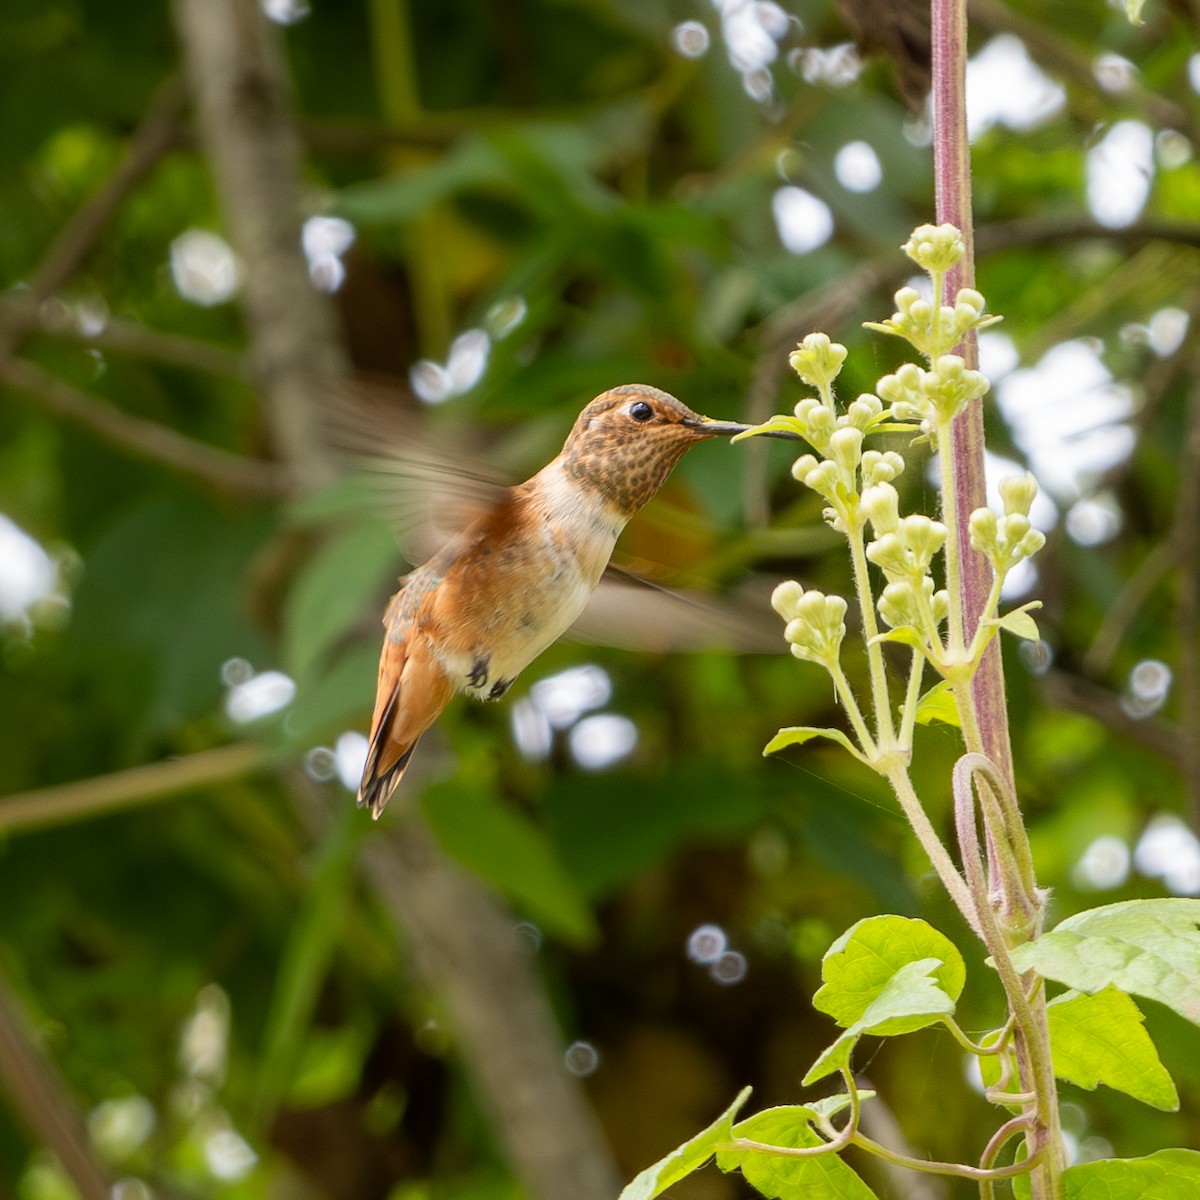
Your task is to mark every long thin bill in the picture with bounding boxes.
[685,416,803,440]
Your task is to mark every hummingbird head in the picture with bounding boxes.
[560,385,754,516]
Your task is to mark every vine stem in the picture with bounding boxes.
[931,0,1063,1194]
[849,521,898,746]
[885,766,981,938]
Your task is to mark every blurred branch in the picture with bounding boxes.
[173,0,345,489]
[1081,539,1175,678]
[855,1079,948,1200]
[0,297,249,380]
[976,217,1200,256]
[360,812,622,1200]
[1172,370,1200,828]
[968,0,1190,134]
[172,4,621,1197]
[1039,668,1185,764]
[0,77,185,360]
[0,358,288,499]
[0,743,272,833]
[0,971,111,1200]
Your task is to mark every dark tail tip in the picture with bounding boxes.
[356,739,420,820]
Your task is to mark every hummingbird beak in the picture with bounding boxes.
[683,415,803,441]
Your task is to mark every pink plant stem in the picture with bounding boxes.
[931,0,1016,794]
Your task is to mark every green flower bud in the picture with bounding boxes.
[789,333,848,387]
[791,453,819,482]
[1018,529,1046,558]
[922,354,989,422]
[804,460,840,498]
[828,426,863,472]
[784,589,847,663]
[771,579,806,621]
[998,472,1038,518]
[931,589,949,624]
[902,223,965,274]
[900,514,947,569]
[861,450,905,487]
[860,483,901,534]
[968,507,999,554]
[866,532,909,576]
[843,393,883,431]
[878,580,919,628]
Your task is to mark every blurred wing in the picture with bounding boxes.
[570,570,784,654]
[322,377,506,561]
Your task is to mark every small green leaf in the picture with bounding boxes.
[914,680,960,727]
[988,604,1041,642]
[1047,986,1179,1111]
[868,626,929,654]
[1008,899,1200,1025]
[804,960,956,1085]
[815,915,966,1033]
[619,1087,753,1199]
[716,1106,878,1199]
[1124,0,1147,24]
[763,727,871,767]
[730,416,808,443]
[806,1091,875,1123]
[1064,1149,1200,1199]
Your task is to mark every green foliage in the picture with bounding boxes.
[1063,1150,1200,1198]
[715,1106,877,1199]
[1010,900,1200,1026]
[1046,987,1179,1111]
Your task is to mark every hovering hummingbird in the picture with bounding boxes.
[356,384,771,818]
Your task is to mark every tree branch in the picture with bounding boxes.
[0,743,271,834]
[0,357,288,499]
[0,972,111,1200]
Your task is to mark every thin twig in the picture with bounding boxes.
[0,357,288,499]
[0,77,185,362]
[0,972,112,1200]
[1081,540,1175,677]
[2,297,249,380]
[0,743,272,833]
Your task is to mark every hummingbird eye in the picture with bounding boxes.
[629,400,653,422]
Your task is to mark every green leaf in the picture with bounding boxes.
[730,415,808,443]
[619,1087,752,1199]
[803,959,957,1085]
[988,603,1042,642]
[868,626,932,656]
[422,780,597,944]
[283,517,400,683]
[763,727,871,767]
[814,915,966,1032]
[1047,986,1179,1111]
[1008,899,1200,1025]
[1124,0,1147,24]
[1064,1150,1200,1199]
[806,1091,875,1123]
[716,1105,878,1199]
[914,680,960,727]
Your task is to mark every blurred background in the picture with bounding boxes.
[2,0,1200,1197]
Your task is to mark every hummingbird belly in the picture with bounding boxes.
[429,486,620,701]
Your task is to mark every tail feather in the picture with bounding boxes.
[357,632,454,819]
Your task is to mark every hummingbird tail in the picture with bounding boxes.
[357,739,419,820]
[358,633,455,819]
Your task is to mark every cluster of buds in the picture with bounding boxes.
[876,356,990,436]
[969,473,1046,575]
[866,286,998,360]
[861,484,951,632]
[902,223,966,274]
[771,580,848,668]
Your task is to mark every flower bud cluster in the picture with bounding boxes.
[865,287,997,359]
[861,483,951,631]
[771,580,848,666]
[902,223,965,274]
[876,355,989,435]
[789,333,848,389]
[968,472,1047,574]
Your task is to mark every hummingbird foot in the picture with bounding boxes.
[467,654,490,689]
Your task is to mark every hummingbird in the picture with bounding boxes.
[356,384,767,818]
